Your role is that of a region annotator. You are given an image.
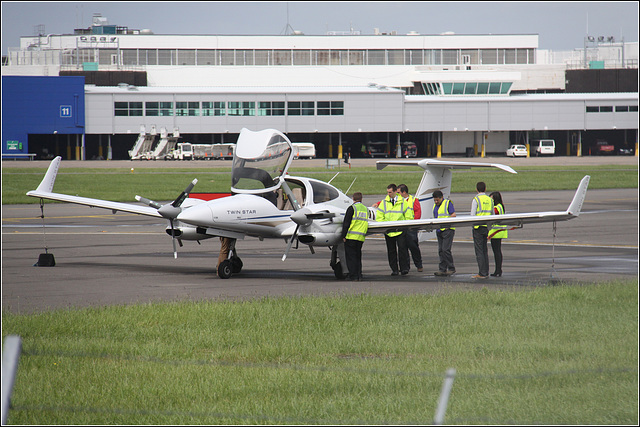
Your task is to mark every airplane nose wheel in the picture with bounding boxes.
[217,239,242,279]
[218,260,233,279]
[217,256,243,279]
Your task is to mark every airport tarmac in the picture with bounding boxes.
[2,186,637,314]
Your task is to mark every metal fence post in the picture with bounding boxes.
[2,335,22,425]
[433,368,456,425]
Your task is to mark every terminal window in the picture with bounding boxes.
[258,102,285,116]
[145,102,173,116]
[202,101,226,116]
[288,101,315,116]
[228,102,255,116]
[114,101,142,116]
[176,102,200,116]
[317,101,344,116]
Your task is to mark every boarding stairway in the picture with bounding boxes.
[128,125,157,160]
[150,127,180,159]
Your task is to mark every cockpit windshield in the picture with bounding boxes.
[231,128,294,194]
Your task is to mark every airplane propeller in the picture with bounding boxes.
[283,207,336,261]
[136,178,198,258]
[282,224,300,261]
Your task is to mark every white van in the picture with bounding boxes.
[532,139,555,156]
[292,142,316,159]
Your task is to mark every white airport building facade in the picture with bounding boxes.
[2,15,638,160]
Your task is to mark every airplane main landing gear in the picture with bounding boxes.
[330,245,346,280]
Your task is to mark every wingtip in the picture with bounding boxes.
[32,156,62,194]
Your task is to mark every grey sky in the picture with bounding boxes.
[2,1,638,55]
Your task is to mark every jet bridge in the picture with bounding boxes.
[128,125,157,160]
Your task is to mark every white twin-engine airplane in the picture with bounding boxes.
[28,128,590,279]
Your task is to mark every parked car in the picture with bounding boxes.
[366,141,391,158]
[618,145,634,156]
[532,139,555,156]
[506,144,528,157]
[595,140,615,155]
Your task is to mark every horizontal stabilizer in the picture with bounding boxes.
[376,158,517,174]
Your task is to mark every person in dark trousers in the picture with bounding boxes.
[432,190,457,276]
[398,184,423,272]
[341,192,369,281]
[376,183,412,276]
[470,181,493,279]
[489,191,507,277]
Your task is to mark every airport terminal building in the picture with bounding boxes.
[2,15,638,160]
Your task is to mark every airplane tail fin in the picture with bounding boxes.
[566,175,590,216]
[33,156,62,194]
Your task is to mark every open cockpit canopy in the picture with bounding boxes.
[231,128,294,194]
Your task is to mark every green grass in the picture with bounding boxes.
[2,164,637,204]
[2,280,637,424]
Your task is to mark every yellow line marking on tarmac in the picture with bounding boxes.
[3,231,158,235]
[2,214,145,223]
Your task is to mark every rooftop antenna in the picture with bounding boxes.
[586,11,589,35]
[281,2,295,35]
[33,24,45,37]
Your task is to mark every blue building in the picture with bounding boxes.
[2,76,85,159]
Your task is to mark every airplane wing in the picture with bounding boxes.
[367,175,590,235]
[26,156,162,218]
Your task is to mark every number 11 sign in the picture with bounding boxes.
[60,105,72,117]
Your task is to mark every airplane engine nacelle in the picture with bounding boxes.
[165,225,213,241]
[298,232,341,246]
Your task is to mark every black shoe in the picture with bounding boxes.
[490,272,502,277]
[401,270,409,276]
[446,270,456,276]
[391,271,399,276]
[434,271,447,276]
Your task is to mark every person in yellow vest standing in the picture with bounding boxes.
[432,190,457,276]
[398,184,423,272]
[376,184,413,276]
[488,191,507,277]
[470,181,494,279]
[341,192,369,281]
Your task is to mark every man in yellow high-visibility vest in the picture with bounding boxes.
[341,192,369,281]
[470,181,493,279]
[398,184,423,272]
[376,184,412,276]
